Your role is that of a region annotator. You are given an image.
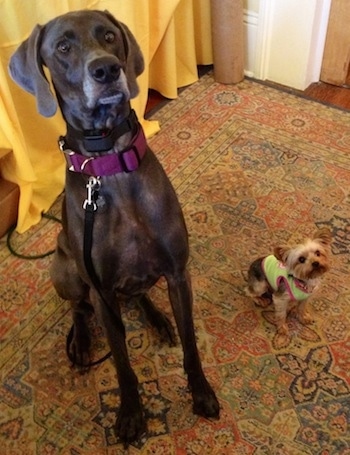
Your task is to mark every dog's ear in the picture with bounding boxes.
[274,246,290,263]
[313,228,332,246]
[102,11,145,98]
[9,24,57,117]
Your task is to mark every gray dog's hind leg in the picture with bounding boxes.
[139,294,177,346]
[166,270,220,419]
[68,300,94,370]
[50,231,92,369]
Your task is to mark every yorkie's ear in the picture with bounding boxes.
[313,228,332,246]
[274,246,290,263]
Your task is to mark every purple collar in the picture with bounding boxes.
[59,122,147,176]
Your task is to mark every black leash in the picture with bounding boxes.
[67,176,126,368]
[67,176,112,367]
[5,182,114,369]
[6,213,61,259]
[82,177,102,289]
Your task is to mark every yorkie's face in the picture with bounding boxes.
[274,228,332,281]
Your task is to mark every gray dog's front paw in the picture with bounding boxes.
[192,382,220,419]
[116,400,146,448]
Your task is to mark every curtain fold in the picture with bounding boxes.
[0,0,213,232]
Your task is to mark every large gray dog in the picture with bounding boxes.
[9,10,220,445]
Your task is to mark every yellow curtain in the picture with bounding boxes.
[0,0,212,232]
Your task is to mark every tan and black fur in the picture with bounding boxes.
[247,228,332,335]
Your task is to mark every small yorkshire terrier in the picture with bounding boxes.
[246,228,332,335]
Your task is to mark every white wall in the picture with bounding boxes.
[244,0,332,90]
[245,0,259,13]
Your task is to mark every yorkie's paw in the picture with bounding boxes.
[277,323,289,336]
[254,293,272,308]
[297,310,314,326]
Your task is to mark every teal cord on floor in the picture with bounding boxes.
[6,213,61,259]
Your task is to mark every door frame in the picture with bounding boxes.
[254,0,332,90]
[321,0,350,86]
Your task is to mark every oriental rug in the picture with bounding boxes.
[1,72,350,454]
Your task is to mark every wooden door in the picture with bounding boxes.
[321,0,350,86]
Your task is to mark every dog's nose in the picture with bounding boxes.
[312,261,320,268]
[89,57,121,83]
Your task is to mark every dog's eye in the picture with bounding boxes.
[105,31,115,43]
[299,256,306,263]
[315,250,321,256]
[57,40,71,53]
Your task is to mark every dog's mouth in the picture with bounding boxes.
[99,92,125,105]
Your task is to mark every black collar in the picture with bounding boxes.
[65,109,138,153]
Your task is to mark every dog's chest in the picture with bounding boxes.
[103,235,166,294]
[84,208,168,293]
[64,170,186,294]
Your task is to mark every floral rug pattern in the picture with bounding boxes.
[1,73,350,454]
